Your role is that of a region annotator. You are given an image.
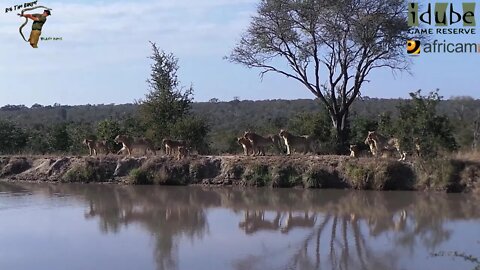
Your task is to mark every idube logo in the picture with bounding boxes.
[408,2,476,27]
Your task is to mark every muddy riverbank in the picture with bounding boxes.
[0,155,478,192]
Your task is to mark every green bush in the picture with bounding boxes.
[128,168,153,185]
[345,163,375,190]
[303,167,343,189]
[244,164,271,187]
[63,164,95,183]
[272,166,302,187]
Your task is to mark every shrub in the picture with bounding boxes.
[243,164,271,187]
[128,168,153,185]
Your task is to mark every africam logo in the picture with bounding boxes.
[407,40,421,55]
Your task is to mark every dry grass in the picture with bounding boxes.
[454,150,480,162]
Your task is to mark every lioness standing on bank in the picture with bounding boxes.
[83,138,109,156]
[279,130,314,155]
[243,131,275,156]
[365,131,406,161]
[162,139,187,156]
[237,137,253,156]
[115,135,156,156]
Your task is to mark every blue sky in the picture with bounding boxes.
[0,0,479,106]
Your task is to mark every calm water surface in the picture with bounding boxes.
[0,182,479,270]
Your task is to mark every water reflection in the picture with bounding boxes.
[0,182,479,270]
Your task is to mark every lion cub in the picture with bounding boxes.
[83,138,109,156]
[237,137,253,156]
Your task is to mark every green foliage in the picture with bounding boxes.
[303,168,339,189]
[349,116,378,145]
[211,131,242,154]
[0,121,28,154]
[345,163,375,190]
[67,123,94,154]
[288,108,335,153]
[244,164,271,187]
[25,129,50,154]
[139,42,210,153]
[0,93,476,155]
[139,43,192,143]
[170,116,211,154]
[288,111,331,139]
[48,123,71,152]
[128,168,153,185]
[272,166,302,187]
[377,112,396,136]
[97,119,122,153]
[62,161,111,183]
[395,90,458,157]
[63,165,95,183]
[122,116,146,138]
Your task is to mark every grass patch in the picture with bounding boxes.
[415,158,467,192]
[62,160,113,183]
[272,166,302,188]
[151,164,191,185]
[303,167,343,189]
[243,164,271,187]
[344,163,375,190]
[128,168,153,185]
[63,164,95,183]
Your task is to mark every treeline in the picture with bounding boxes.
[0,92,478,156]
[2,97,478,132]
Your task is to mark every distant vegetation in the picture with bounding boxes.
[0,93,478,156]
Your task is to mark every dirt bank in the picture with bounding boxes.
[0,155,478,192]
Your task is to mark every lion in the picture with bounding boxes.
[365,131,406,161]
[115,135,156,156]
[243,131,275,156]
[349,144,371,158]
[278,130,314,155]
[237,137,253,156]
[162,139,187,156]
[177,146,189,160]
[363,137,377,157]
[83,138,109,156]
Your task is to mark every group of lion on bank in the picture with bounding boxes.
[238,130,415,161]
[82,129,415,161]
[83,135,188,160]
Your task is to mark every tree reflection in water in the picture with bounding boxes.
[227,190,480,270]
[81,186,217,270]
[0,183,479,270]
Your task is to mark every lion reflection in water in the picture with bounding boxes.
[239,210,317,235]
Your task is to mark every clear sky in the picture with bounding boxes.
[0,0,479,106]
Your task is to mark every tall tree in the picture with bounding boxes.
[229,0,411,151]
[139,42,210,153]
